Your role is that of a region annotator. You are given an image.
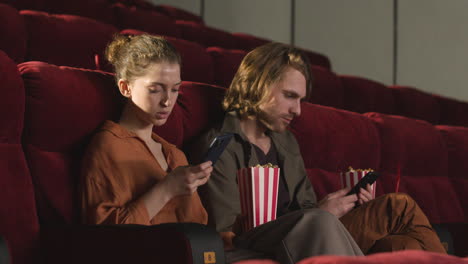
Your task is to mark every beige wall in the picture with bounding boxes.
[295,0,393,85]
[398,0,468,101]
[204,0,291,44]
[147,0,468,102]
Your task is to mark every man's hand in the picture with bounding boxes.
[318,187,358,218]
[357,184,374,205]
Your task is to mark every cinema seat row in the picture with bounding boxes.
[1,2,467,128]
[0,1,467,264]
[1,47,468,264]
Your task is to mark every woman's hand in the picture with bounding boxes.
[163,160,213,198]
[318,187,358,218]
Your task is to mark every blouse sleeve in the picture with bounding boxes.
[80,142,151,225]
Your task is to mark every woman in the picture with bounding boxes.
[81,34,212,225]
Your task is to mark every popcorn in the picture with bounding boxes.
[340,167,376,198]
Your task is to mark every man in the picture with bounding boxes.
[189,43,445,263]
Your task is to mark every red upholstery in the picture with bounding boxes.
[19,61,124,224]
[436,125,468,221]
[390,85,441,124]
[113,4,181,38]
[120,29,215,84]
[0,4,27,63]
[45,0,116,25]
[154,82,226,148]
[176,21,240,50]
[290,103,381,200]
[301,49,331,70]
[340,76,395,115]
[232,32,270,51]
[309,66,345,109]
[154,4,204,25]
[0,51,40,264]
[365,113,464,224]
[0,0,45,11]
[20,10,117,71]
[206,47,247,88]
[297,250,468,264]
[434,95,468,127]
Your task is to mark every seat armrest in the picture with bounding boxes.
[40,223,225,264]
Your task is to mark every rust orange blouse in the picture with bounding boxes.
[81,120,208,225]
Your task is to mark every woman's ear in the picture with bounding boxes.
[118,79,131,98]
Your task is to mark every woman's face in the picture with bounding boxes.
[122,62,181,127]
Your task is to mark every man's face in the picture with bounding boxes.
[258,67,306,133]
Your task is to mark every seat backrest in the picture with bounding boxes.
[153,82,226,149]
[176,21,239,50]
[436,125,468,222]
[232,32,270,51]
[19,61,123,224]
[434,95,468,127]
[0,4,27,63]
[206,47,247,88]
[0,0,46,11]
[0,51,39,264]
[365,112,464,224]
[120,29,215,84]
[340,75,396,115]
[20,10,117,71]
[290,103,381,200]
[301,48,331,70]
[113,4,181,38]
[154,4,204,25]
[309,66,345,109]
[45,0,116,25]
[390,85,441,124]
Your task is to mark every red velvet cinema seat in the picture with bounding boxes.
[340,76,396,115]
[232,32,270,51]
[19,61,225,264]
[0,51,39,264]
[113,4,181,38]
[43,0,116,25]
[301,49,331,70]
[289,102,381,200]
[20,10,118,71]
[390,85,441,124]
[176,20,240,50]
[309,66,345,109]
[0,0,45,11]
[0,3,27,63]
[364,113,464,225]
[121,29,215,84]
[206,47,247,88]
[434,95,468,127]
[436,125,468,256]
[154,81,227,149]
[154,4,204,25]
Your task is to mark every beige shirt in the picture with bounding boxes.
[81,120,207,225]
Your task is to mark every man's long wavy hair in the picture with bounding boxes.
[223,42,312,118]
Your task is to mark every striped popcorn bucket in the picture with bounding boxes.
[340,170,377,198]
[237,167,280,232]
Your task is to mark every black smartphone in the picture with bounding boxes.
[346,171,380,196]
[202,133,234,165]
